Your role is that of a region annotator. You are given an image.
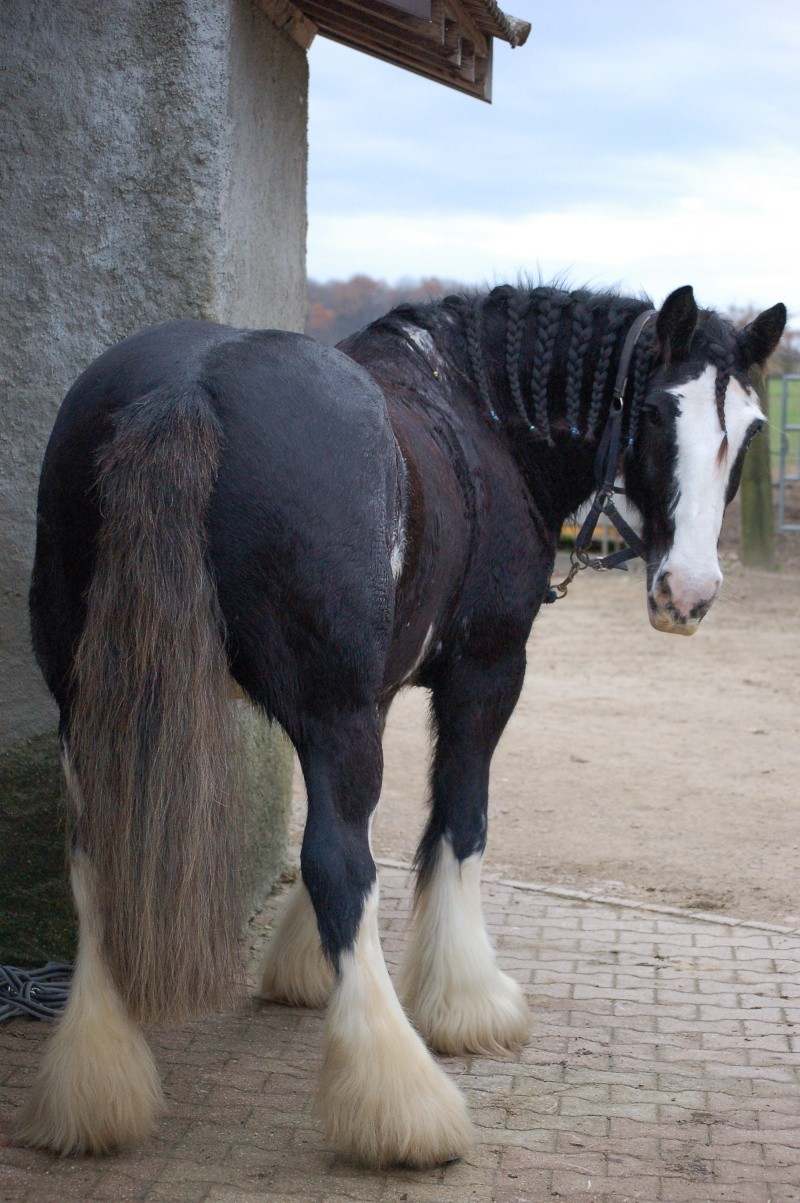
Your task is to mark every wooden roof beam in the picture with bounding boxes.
[302,8,486,84]
[268,0,529,101]
[301,0,449,51]
[257,0,317,49]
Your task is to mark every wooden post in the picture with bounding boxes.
[740,370,777,570]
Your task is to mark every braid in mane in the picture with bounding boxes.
[529,288,569,445]
[564,297,594,437]
[706,339,734,435]
[627,324,657,446]
[504,289,530,428]
[466,295,498,424]
[586,305,627,441]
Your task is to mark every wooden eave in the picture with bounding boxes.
[258,0,530,101]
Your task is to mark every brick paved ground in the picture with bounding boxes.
[2,863,799,1203]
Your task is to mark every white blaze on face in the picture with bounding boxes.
[651,364,763,634]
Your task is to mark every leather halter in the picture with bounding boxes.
[547,308,657,601]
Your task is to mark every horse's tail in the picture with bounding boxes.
[68,384,243,1024]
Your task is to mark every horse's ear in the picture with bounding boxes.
[656,285,698,364]
[739,303,787,367]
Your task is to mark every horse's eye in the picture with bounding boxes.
[643,405,662,427]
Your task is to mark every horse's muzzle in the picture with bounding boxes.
[647,569,720,636]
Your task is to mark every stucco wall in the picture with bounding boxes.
[223,0,308,328]
[0,0,307,958]
[1,0,307,738]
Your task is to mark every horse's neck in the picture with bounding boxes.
[459,289,650,532]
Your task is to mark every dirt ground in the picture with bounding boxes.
[290,492,800,927]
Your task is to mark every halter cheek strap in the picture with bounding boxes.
[547,308,657,601]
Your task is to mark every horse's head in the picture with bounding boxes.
[624,286,786,635]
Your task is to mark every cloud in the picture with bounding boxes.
[309,147,800,314]
[306,1,800,315]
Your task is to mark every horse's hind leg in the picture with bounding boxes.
[298,707,472,1167]
[258,877,333,1007]
[15,747,163,1155]
[258,700,395,1008]
[401,650,531,1055]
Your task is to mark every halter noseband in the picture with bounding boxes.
[547,308,657,602]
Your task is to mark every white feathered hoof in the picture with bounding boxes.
[14,973,163,1155]
[258,880,334,1008]
[15,851,164,1155]
[405,962,531,1056]
[318,887,473,1168]
[319,973,473,1167]
[401,843,532,1055]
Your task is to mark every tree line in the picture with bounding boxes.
[306,275,460,347]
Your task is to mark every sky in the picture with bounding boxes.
[306,0,800,322]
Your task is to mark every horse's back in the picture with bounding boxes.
[42,319,394,481]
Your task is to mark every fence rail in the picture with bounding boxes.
[777,374,800,533]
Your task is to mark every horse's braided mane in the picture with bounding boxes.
[449,285,655,446]
[529,287,570,445]
[564,297,594,438]
[465,295,497,423]
[586,306,628,440]
[378,284,737,448]
[699,314,736,438]
[503,289,531,429]
[627,324,658,447]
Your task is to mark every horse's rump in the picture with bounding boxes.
[32,323,405,1021]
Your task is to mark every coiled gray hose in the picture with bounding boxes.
[0,962,72,1020]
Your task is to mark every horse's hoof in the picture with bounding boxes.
[406,967,531,1056]
[15,989,163,1155]
[319,1035,473,1168]
[400,842,531,1056]
[258,880,334,1008]
[318,935,474,1168]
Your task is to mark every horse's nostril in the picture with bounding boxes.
[654,571,672,600]
[691,596,714,620]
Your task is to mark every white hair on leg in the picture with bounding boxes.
[15,846,163,1154]
[318,881,473,1168]
[258,879,334,1008]
[390,527,404,581]
[400,839,530,1055]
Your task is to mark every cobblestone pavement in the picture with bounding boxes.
[2,862,799,1203]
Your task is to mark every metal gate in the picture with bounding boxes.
[777,374,800,533]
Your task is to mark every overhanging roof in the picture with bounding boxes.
[259,0,531,101]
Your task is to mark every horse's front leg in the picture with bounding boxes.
[297,708,472,1168]
[401,649,531,1055]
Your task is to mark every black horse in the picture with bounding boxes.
[20,282,785,1166]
